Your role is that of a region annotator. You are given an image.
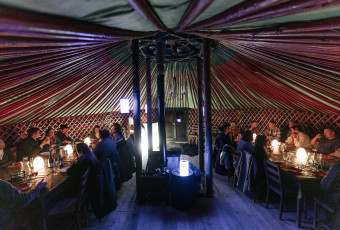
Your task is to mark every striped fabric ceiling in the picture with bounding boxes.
[0,0,339,125]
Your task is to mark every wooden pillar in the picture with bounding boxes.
[197,57,204,172]
[146,57,153,156]
[203,38,213,197]
[156,40,167,167]
[132,40,142,179]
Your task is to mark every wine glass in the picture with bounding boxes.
[287,151,293,163]
[282,152,288,163]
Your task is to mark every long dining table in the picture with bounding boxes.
[0,155,71,228]
[268,150,337,227]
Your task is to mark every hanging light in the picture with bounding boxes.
[129,117,134,125]
[64,144,73,155]
[33,156,44,171]
[84,137,91,146]
[144,104,147,113]
[120,98,129,114]
[179,160,189,176]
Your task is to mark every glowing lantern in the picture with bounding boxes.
[144,104,147,113]
[84,137,91,146]
[271,139,280,154]
[33,156,44,170]
[120,99,129,113]
[64,144,73,155]
[179,160,189,176]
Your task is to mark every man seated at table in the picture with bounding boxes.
[311,127,340,156]
[0,139,15,168]
[56,124,73,145]
[282,120,297,143]
[265,120,281,142]
[0,179,47,228]
[285,125,312,149]
[243,121,260,135]
[17,127,50,161]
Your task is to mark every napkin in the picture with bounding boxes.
[7,162,22,168]
[285,167,302,173]
[322,155,335,160]
[14,183,31,191]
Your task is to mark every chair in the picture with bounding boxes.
[43,168,90,230]
[313,196,336,230]
[233,150,241,187]
[264,159,293,220]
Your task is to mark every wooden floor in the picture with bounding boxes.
[84,155,309,230]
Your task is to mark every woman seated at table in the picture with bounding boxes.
[90,125,101,143]
[0,179,47,228]
[236,130,254,154]
[41,127,61,152]
[66,143,97,195]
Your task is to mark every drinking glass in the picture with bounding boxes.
[53,158,60,174]
[287,151,293,163]
[282,152,288,162]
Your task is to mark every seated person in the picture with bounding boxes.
[113,124,136,182]
[253,135,268,196]
[0,139,15,168]
[0,179,46,228]
[230,121,240,141]
[281,120,297,143]
[42,127,61,152]
[319,162,340,229]
[90,125,101,143]
[311,127,340,155]
[94,129,122,190]
[243,121,260,135]
[213,123,232,167]
[55,124,73,145]
[286,125,312,149]
[265,120,281,142]
[236,130,254,154]
[66,143,97,195]
[17,127,50,161]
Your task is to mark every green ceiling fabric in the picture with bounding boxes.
[0,1,339,125]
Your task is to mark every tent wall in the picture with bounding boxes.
[0,109,338,146]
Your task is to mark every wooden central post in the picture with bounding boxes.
[203,38,213,197]
[197,57,204,172]
[132,39,142,179]
[156,40,167,167]
[146,57,153,156]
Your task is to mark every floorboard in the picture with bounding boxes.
[84,154,307,230]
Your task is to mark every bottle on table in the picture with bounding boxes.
[48,151,54,168]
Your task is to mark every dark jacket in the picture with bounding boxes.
[95,138,122,190]
[116,139,136,182]
[16,137,42,161]
[66,156,94,195]
[236,151,258,199]
[55,131,73,144]
[90,158,117,220]
[41,135,61,152]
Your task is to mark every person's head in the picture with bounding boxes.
[60,125,68,134]
[250,121,258,129]
[0,139,5,150]
[223,123,231,135]
[242,130,253,142]
[292,125,303,135]
[93,125,100,133]
[230,121,237,128]
[268,121,276,129]
[100,129,110,139]
[254,135,267,148]
[45,127,55,137]
[27,127,41,140]
[113,127,124,142]
[288,120,297,128]
[324,127,337,139]
[76,143,97,164]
